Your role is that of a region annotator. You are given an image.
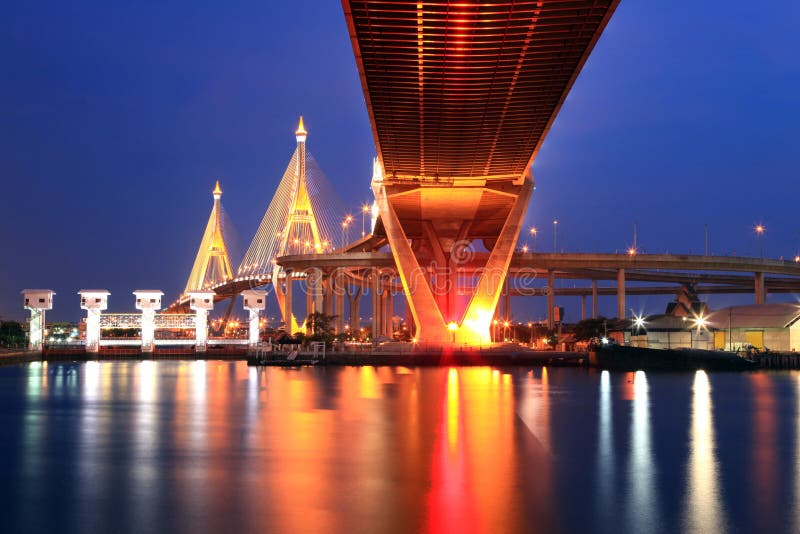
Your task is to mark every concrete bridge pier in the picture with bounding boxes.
[592,280,599,319]
[348,285,362,335]
[755,272,766,304]
[333,271,345,335]
[371,269,382,340]
[283,269,293,333]
[617,269,626,319]
[547,270,555,329]
[383,285,393,338]
[581,294,586,321]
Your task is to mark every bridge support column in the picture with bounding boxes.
[754,272,766,304]
[323,274,333,317]
[283,269,293,333]
[617,269,626,319]
[371,269,382,341]
[348,286,362,336]
[547,271,555,329]
[188,291,214,352]
[592,280,599,319]
[22,290,54,352]
[334,271,345,335]
[242,290,267,351]
[79,290,109,353]
[581,294,586,321]
[384,286,393,338]
[373,172,533,346]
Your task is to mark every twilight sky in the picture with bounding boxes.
[2,1,799,323]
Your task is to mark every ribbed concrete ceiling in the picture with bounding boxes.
[343,0,619,181]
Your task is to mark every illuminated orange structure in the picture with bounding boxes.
[185,181,234,294]
[343,0,619,343]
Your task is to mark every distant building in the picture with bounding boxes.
[623,315,713,351]
[705,303,800,352]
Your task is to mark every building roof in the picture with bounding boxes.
[706,303,800,330]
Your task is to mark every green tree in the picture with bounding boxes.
[305,312,337,347]
[0,321,26,347]
[573,317,608,342]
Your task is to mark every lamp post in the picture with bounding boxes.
[530,226,538,252]
[342,215,353,248]
[528,321,534,346]
[553,219,558,253]
[755,224,765,258]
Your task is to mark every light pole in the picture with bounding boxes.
[342,215,353,248]
[553,219,558,253]
[528,321,534,346]
[530,226,538,252]
[755,224,765,258]
[361,204,370,237]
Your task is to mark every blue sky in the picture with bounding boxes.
[1,1,798,322]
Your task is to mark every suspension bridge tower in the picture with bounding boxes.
[184,181,235,294]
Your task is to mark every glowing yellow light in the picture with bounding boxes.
[628,247,637,256]
[755,224,765,235]
[530,227,537,235]
[522,245,529,253]
[295,115,307,136]
[447,322,458,332]
[362,204,370,213]
[504,321,510,328]
[213,180,222,196]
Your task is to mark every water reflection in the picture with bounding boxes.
[751,373,779,530]
[627,371,661,533]
[596,371,615,519]
[682,370,727,533]
[7,362,800,533]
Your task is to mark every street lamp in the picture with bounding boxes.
[528,321,534,346]
[503,320,510,341]
[553,219,558,253]
[342,215,353,248]
[448,321,458,343]
[361,204,370,237]
[529,226,538,252]
[755,224,765,258]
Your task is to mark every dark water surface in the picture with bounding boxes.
[0,361,798,533]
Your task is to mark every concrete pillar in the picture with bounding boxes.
[22,290,54,351]
[323,274,333,317]
[334,272,345,335]
[592,280,599,319]
[384,287,393,337]
[547,270,555,329]
[188,291,214,352]
[581,294,586,321]
[242,290,267,350]
[617,269,626,319]
[348,286,362,335]
[372,269,381,340]
[134,290,163,353]
[305,275,314,334]
[79,290,109,353]
[754,272,766,304]
[405,298,415,337]
[283,269,293,333]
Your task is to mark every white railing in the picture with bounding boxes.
[100,314,141,329]
[155,314,195,329]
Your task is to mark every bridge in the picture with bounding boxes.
[165,0,800,344]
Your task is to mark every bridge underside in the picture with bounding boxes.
[345,0,619,343]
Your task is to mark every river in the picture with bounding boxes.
[0,361,797,533]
